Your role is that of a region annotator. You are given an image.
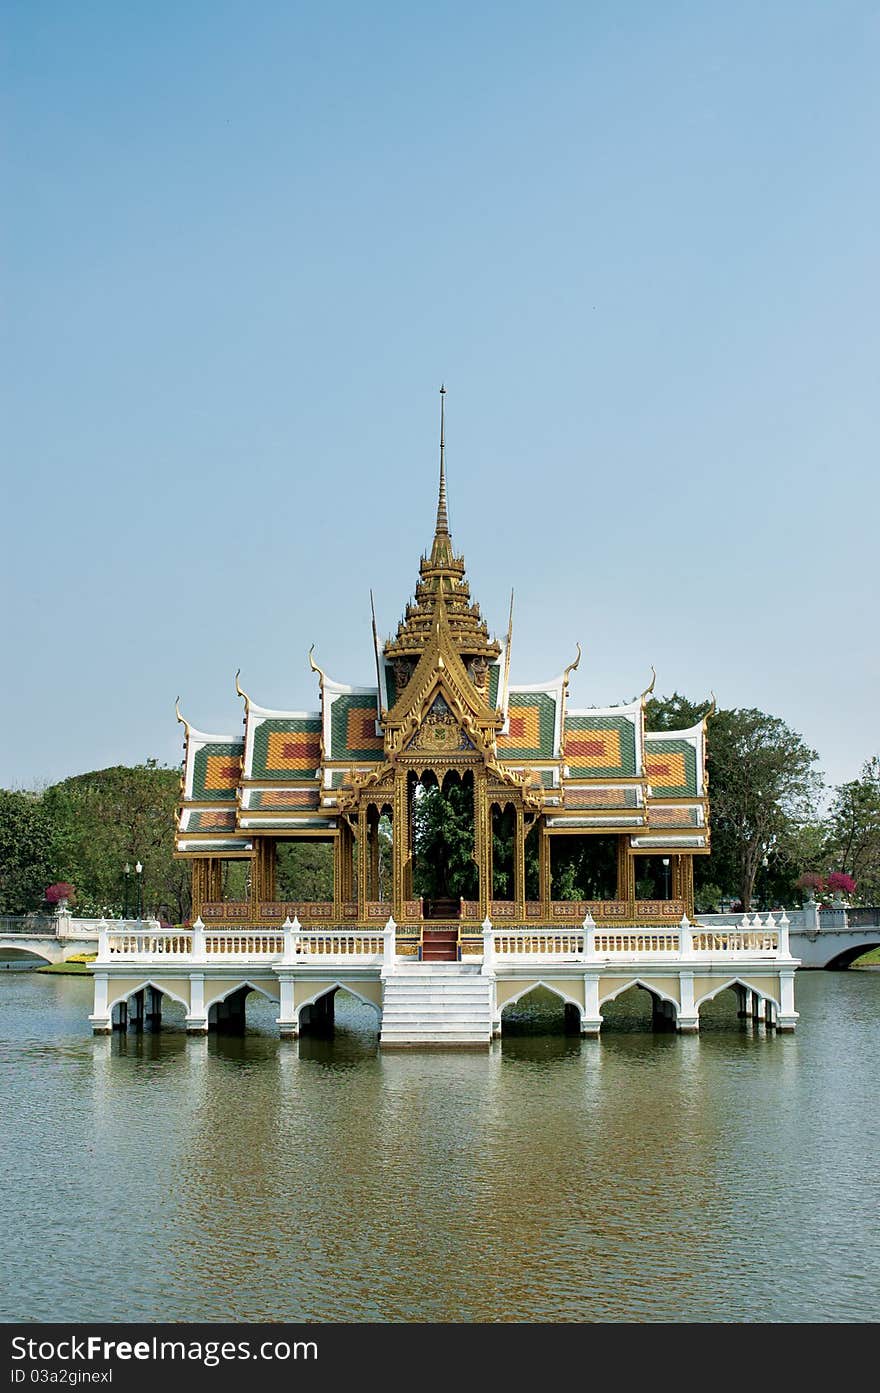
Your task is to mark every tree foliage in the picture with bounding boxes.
[276,842,334,901]
[0,790,54,914]
[41,762,189,921]
[646,695,822,910]
[413,780,477,900]
[826,757,880,902]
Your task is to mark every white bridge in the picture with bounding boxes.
[82,913,802,1044]
[6,906,878,1045]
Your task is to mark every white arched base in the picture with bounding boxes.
[497,979,587,1038]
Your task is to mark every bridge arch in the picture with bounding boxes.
[599,978,679,1031]
[296,980,382,1035]
[498,980,584,1034]
[297,980,382,1021]
[599,977,679,1011]
[0,944,55,965]
[694,977,780,1015]
[105,979,191,1017]
[824,941,880,970]
[204,978,278,1009]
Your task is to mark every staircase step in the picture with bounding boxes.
[380,963,493,1045]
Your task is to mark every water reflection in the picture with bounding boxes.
[0,971,878,1321]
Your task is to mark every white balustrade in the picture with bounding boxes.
[482,917,496,975]
[382,918,397,972]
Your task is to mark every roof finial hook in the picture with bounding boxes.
[436,384,449,537]
[563,642,582,687]
[308,644,327,689]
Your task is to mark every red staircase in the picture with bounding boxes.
[421,930,460,962]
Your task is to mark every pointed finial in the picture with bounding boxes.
[436,384,449,536]
[308,644,327,688]
[563,643,582,686]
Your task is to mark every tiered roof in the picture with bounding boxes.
[175,393,710,857]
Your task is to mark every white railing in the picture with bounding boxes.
[97,916,388,966]
[95,912,792,968]
[484,912,791,966]
[103,930,194,959]
[493,930,586,959]
[289,930,385,963]
[594,929,681,955]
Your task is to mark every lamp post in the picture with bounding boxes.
[662,857,671,900]
[761,854,769,912]
[135,861,143,920]
[122,862,131,920]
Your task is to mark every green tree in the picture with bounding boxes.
[826,757,880,903]
[276,842,334,900]
[42,761,189,922]
[643,692,707,732]
[704,708,820,910]
[413,781,477,900]
[0,790,54,914]
[646,696,822,910]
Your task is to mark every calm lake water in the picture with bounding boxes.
[1,969,878,1323]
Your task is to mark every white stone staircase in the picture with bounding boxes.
[380,962,493,1046]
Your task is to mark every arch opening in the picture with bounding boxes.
[207,982,278,1035]
[600,981,677,1033]
[827,942,880,970]
[500,984,582,1037]
[0,947,53,968]
[297,984,381,1038]
[413,768,477,913]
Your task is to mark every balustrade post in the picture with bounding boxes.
[581,972,602,1035]
[481,916,495,977]
[282,916,296,965]
[382,917,397,975]
[777,969,798,1031]
[191,916,207,963]
[97,918,110,963]
[679,913,693,957]
[778,911,791,958]
[581,911,596,962]
[277,977,298,1039]
[89,973,112,1033]
[186,974,207,1033]
[677,971,699,1033]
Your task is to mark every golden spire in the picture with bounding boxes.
[436,384,449,537]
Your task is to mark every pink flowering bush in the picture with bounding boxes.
[44,882,75,906]
[795,872,825,895]
[826,871,856,896]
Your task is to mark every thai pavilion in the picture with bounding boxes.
[88,392,798,1042]
[175,391,709,952]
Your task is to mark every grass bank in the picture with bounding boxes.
[37,955,96,976]
[853,946,880,966]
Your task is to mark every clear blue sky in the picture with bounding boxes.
[4,1,878,793]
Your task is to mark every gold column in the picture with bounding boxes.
[617,838,635,914]
[369,809,380,902]
[538,823,551,912]
[679,855,694,918]
[191,859,209,920]
[333,829,345,914]
[206,857,222,902]
[346,823,356,902]
[249,839,275,920]
[392,770,409,923]
[474,771,492,921]
[513,804,525,921]
[356,807,369,920]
